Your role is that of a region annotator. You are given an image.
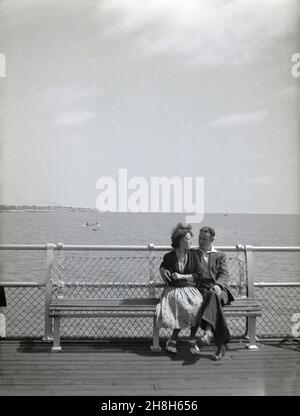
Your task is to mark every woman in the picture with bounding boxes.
[156,223,203,354]
[0,287,6,307]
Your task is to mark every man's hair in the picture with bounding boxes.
[199,226,215,238]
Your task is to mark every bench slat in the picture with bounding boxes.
[224,311,262,317]
[49,313,157,318]
[49,298,260,311]
[50,298,159,307]
[49,307,157,312]
[49,305,260,310]
[225,305,261,310]
[49,312,158,317]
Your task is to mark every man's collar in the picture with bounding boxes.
[199,245,218,254]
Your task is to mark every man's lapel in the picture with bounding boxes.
[208,252,218,269]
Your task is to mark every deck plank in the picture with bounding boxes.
[0,340,299,395]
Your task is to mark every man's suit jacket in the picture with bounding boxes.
[193,248,235,303]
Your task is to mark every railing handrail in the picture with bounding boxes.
[0,282,45,287]
[1,281,300,287]
[0,243,300,252]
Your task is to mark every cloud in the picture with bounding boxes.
[99,0,298,66]
[208,110,267,127]
[281,86,300,101]
[59,134,86,145]
[36,84,101,108]
[54,111,95,126]
[246,176,273,185]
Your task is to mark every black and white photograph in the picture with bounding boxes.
[0,0,299,399]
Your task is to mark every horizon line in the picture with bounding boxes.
[0,204,299,215]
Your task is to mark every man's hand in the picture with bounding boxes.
[213,284,222,296]
[160,267,172,284]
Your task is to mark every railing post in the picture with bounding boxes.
[244,245,259,347]
[148,243,155,297]
[245,245,255,300]
[236,244,246,298]
[56,242,65,299]
[42,243,55,341]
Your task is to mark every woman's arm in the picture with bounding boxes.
[170,273,196,287]
[160,267,172,284]
[159,252,174,285]
[170,251,202,287]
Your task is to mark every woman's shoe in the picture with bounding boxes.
[166,339,178,354]
[212,344,226,361]
[188,340,201,355]
[198,333,212,346]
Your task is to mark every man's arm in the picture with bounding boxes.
[215,252,230,288]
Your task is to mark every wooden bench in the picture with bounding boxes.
[49,287,161,352]
[45,245,262,352]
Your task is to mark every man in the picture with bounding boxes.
[193,226,234,360]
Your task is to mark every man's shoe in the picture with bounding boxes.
[212,344,226,361]
[198,333,212,346]
[166,339,178,354]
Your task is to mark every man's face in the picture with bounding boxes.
[198,231,214,251]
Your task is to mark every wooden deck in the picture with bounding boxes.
[0,339,299,396]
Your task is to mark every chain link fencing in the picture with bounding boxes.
[0,252,299,340]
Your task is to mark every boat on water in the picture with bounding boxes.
[83,211,102,228]
[83,222,100,227]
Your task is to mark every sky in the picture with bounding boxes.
[0,0,299,213]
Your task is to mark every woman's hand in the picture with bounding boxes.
[171,272,182,280]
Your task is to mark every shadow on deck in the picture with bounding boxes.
[0,339,299,396]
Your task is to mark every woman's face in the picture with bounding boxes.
[179,232,192,251]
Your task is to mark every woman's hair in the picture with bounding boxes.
[171,223,193,249]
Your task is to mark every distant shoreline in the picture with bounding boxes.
[0,206,299,215]
[0,205,97,212]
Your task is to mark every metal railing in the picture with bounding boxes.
[0,244,299,340]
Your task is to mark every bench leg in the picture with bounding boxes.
[52,316,62,352]
[247,316,259,350]
[42,323,53,342]
[151,316,161,352]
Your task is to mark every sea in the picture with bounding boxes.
[0,211,299,284]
